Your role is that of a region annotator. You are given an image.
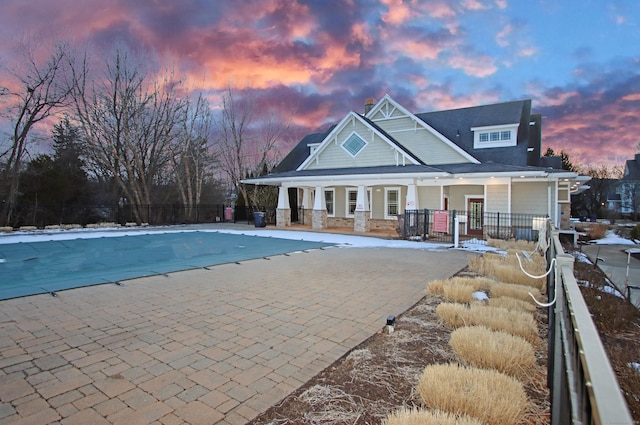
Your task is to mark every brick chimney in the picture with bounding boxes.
[364,98,375,115]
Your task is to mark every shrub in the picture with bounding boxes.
[418,363,528,425]
[436,303,539,343]
[384,408,485,425]
[585,223,608,240]
[630,224,640,241]
[449,326,536,379]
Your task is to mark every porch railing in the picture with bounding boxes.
[546,222,633,424]
[402,209,547,244]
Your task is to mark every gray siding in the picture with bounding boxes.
[375,117,471,165]
[448,185,484,210]
[305,120,399,170]
[418,186,442,209]
[486,184,509,213]
[511,182,548,215]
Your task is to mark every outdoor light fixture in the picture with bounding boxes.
[385,315,397,333]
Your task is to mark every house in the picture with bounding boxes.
[616,154,640,218]
[244,95,587,235]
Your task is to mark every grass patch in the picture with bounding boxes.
[449,326,536,380]
[384,408,485,425]
[436,303,539,343]
[418,363,528,425]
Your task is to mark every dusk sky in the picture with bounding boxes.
[1,0,639,168]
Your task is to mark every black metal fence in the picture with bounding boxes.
[402,209,548,244]
[11,203,278,228]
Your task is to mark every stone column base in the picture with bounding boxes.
[312,209,327,230]
[354,211,370,232]
[276,209,291,227]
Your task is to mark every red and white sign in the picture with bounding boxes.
[434,210,449,233]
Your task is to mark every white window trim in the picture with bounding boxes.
[384,187,401,219]
[345,188,372,217]
[471,123,518,149]
[341,132,368,157]
[325,188,335,217]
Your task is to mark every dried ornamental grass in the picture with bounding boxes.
[468,251,546,289]
[449,326,536,379]
[436,303,539,343]
[384,407,486,425]
[428,277,495,296]
[443,282,476,303]
[488,296,536,312]
[487,237,537,252]
[490,281,542,304]
[418,363,528,425]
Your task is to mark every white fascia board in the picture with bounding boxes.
[368,94,480,164]
[296,111,420,171]
[470,123,520,131]
[296,113,353,171]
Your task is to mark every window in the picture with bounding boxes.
[385,188,400,219]
[471,124,518,149]
[342,133,367,157]
[346,189,371,216]
[325,189,335,216]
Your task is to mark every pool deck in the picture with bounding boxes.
[0,224,470,425]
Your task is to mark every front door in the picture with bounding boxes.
[467,198,484,235]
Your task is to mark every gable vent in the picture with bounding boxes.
[342,133,367,157]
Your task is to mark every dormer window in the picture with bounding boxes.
[341,133,367,157]
[471,124,519,149]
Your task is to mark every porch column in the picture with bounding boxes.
[312,186,327,230]
[405,184,418,210]
[302,187,313,225]
[276,186,291,227]
[354,185,370,232]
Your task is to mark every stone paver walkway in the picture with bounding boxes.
[0,246,469,424]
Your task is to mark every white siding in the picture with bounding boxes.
[485,184,509,213]
[449,185,484,210]
[511,182,548,215]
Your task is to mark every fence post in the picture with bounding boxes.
[451,210,456,244]
[496,212,500,239]
[423,209,428,240]
[403,210,408,239]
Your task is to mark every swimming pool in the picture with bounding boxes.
[0,231,333,300]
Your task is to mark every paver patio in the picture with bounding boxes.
[0,245,470,424]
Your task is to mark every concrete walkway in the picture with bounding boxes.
[580,243,640,307]
[0,245,470,424]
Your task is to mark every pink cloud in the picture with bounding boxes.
[448,54,498,77]
[496,24,513,47]
[380,0,412,25]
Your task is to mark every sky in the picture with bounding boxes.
[0,0,639,168]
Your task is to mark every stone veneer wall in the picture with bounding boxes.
[560,203,571,230]
[276,209,291,227]
[354,211,370,232]
[369,219,398,231]
[312,209,327,229]
[327,217,354,228]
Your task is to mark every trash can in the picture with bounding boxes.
[253,212,266,228]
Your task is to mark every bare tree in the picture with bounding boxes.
[69,46,186,223]
[214,86,288,208]
[171,92,215,219]
[0,39,73,226]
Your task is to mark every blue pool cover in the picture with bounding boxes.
[0,231,333,300]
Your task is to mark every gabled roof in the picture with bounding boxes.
[271,126,334,174]
[416,99,532,166]
[296,111,421,171]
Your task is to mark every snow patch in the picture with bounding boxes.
[593,230,635,245]
[472,291,489,301]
